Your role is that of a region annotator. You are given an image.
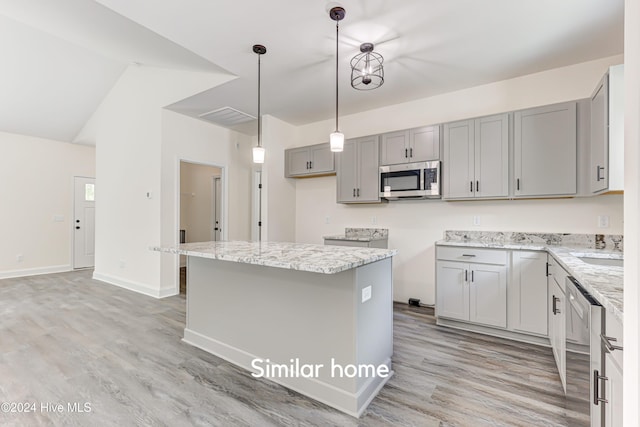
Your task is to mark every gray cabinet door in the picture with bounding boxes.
[410,125,440,162]
[590,73,609,193]
[380,130,409,165]
[356,135,381,202]
[469,264,507,328]
[309,144,335,174]
[509,251,547,336]
[286,147,310,177]
[436,261,469,321]
[336,140,358,203]
[475,114,509,198]
[443,120,474,199]
[514,102,577,197]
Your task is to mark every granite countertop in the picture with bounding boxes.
[436,233,623,322]
[324,227,389,242]
[153,241,397,275]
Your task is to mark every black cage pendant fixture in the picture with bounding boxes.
[350,43,384,90]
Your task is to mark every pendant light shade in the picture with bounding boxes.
[329,6,345,153]
[253,44,267,164]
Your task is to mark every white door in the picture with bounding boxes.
[212,176,222,241]
[74,177,95,269]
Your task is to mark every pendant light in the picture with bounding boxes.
[252,44,266,164]
[329,6,345,152]
[350,43,384,90]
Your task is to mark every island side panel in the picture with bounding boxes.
[354,258,394,410]
[184,256,360,399]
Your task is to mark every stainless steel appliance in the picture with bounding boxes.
[379,161,440,200]
[565,276,603,427]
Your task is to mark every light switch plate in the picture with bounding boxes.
[598,215,610,228]
[473,216,481,226]
[362,285,372,303]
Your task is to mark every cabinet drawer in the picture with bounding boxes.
[604,310,623,368]
[437,246,507,265]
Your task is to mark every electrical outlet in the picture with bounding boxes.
[598,215,610,228]
[119,259,126,269]
[473,216,481,226]
[362,286,372,303]
[16,254,23,263]
[324,216,330,224]
[371,216,377,225]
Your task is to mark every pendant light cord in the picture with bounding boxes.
[335,20,339,133]
[257,53,262,148]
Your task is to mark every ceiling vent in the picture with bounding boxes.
[198,107,255,127]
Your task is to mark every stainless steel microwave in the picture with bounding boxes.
[379,161,441,200]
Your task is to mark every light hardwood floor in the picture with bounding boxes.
[0,270,578,426]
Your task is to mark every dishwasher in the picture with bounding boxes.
[565,276,603,427]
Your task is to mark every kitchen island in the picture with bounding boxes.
[154,241,397,417]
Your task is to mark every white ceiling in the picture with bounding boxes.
[0,0,624,141]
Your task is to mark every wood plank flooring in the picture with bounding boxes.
[0,270,578,426]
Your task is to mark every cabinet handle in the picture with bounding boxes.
[476,181,479,192]
[597,165,605,181]
[309,161,313,169]
[465,270,468,282]
[461,254,476,257]
[410,147,413,158]
[546,262,550,277]
[357,188,360,197]
[353,188,356,197]
[470,181,473,192]
[593,370,608,405]
[516,178,520,191]
[601,334,624,352]
[471,270,474,283]
[405,148,408,158]
[552,295,559,315]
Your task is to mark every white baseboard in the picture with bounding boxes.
[92,272,178,299]
[0,264,71,280]
[183,328,392,418]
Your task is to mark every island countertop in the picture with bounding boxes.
[153,240,397,274]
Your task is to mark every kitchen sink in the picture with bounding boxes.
[574,256,623,267]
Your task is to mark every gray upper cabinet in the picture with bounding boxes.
[514,102,577,198]
[380,125,440,165]
[590,64,624,194]
[285,143,335,178]
[590,73,608,193]
[443,113,509,200]
[337,135,381,203]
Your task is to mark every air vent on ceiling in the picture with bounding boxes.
[198,107,255,127]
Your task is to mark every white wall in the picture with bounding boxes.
[0,131,95,278]
[261,115,297,242]
[624,0,639,422]
[93,64,232,297]
[160,110,253,294]
[289,55,625,304]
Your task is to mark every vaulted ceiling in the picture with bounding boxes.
[0,0,624,142]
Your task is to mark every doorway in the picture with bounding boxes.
[73,176,95,269]
[179,161,224,294]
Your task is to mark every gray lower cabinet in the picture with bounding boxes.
[436,247,507,329]
[285,143,334,177]
[443,113,509,199]
[380,125,440,165]
[509,251,547,336]
[547,254,567,391]
[336,135,380,203]
[514,101,577,197]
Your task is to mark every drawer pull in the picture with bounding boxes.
[461,254,476,257]
[601,334,623,352]
[593,369,608,405]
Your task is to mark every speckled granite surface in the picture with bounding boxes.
[437,231,623,322]
[324,228,389,242]
[153,241,397,274]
